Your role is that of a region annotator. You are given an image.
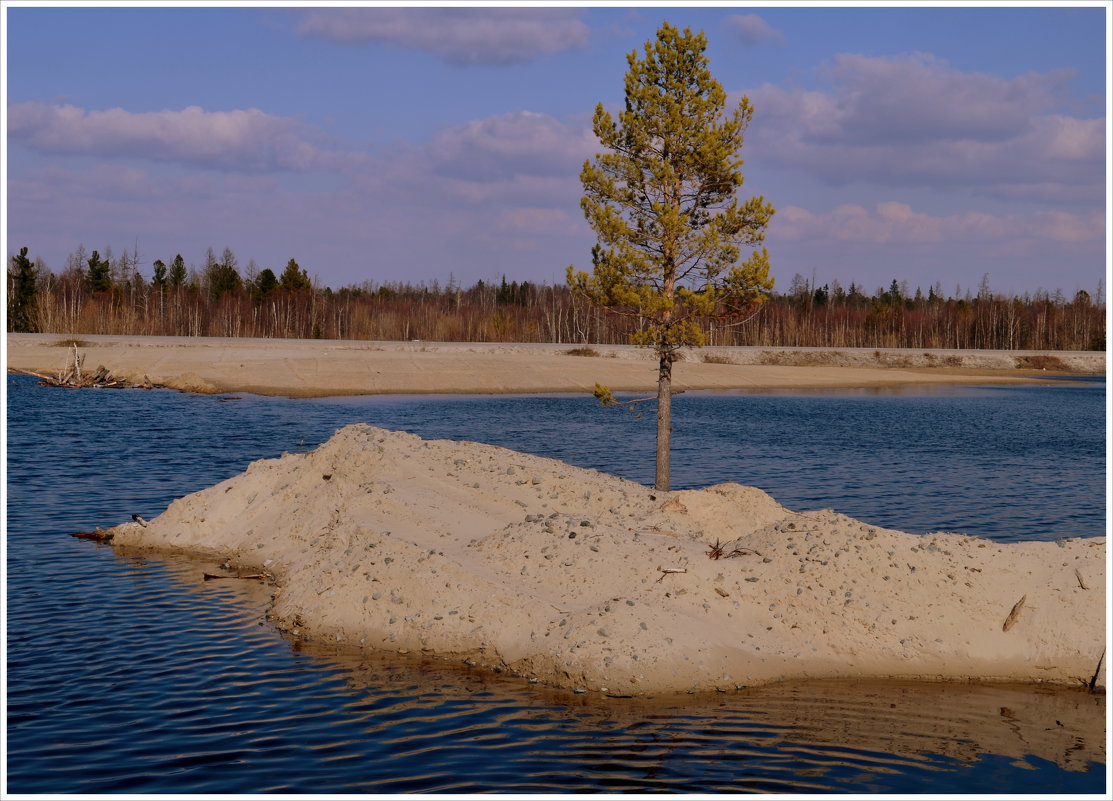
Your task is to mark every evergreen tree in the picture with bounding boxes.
[151,259,167,288]
[252,268,279,301]
[168,254,187,288]
[279,258,312,291]
[568,22,775,490]
[207,263,242,301]
[86,250,112,293]
[7,246,39,332]
[206,247,242,300]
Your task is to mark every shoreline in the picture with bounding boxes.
[102,423,1106,697]
[5,333,1105,398]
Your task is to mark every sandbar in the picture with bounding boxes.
[6,333,1104,397]
[104,424,1106,697]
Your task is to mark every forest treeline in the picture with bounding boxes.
[7,244,1107,351]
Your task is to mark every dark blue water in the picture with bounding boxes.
[5,374,1107,794]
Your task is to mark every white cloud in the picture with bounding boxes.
[6,102,364,173]
[420,110,597,183]
[722,14,784,46]
[772,202,1102,246]
[739,53,1103,203]
[814,52,1074,144]
[296,7,589,66]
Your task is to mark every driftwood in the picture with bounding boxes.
[9,344,158,390]
[72,528,114,542]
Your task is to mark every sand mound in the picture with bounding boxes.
[106,424,1106,696]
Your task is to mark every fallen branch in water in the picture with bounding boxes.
[203,572,268,581]
[72,528,114,542]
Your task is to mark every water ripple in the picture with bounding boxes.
[5,374,1105,794]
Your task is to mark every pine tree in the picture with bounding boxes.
[568,21,775,490]
[279,258,311,291]
[168,254,187,288]
[252,268,279,301]
[8,246,39,332]
[86,250,112,294]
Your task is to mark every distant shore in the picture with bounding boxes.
[5,333,1105,398]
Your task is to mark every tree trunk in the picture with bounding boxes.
[655,348,672,491]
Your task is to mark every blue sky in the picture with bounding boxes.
[5,3,1109,297]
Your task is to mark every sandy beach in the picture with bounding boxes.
[5,333,1105,397]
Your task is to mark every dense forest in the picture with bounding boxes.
[7,244,1106,351]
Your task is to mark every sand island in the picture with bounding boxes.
[100,422,1104,697]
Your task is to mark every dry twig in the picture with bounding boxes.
[1002,594,1026,632]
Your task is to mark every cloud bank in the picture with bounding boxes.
[742,53,1103,202]
[6,48,1103,290]
[774,202,1103,246]
[296,7,589,66]
[7,102,364,173]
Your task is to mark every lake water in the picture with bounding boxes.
[5,373,1107,794]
